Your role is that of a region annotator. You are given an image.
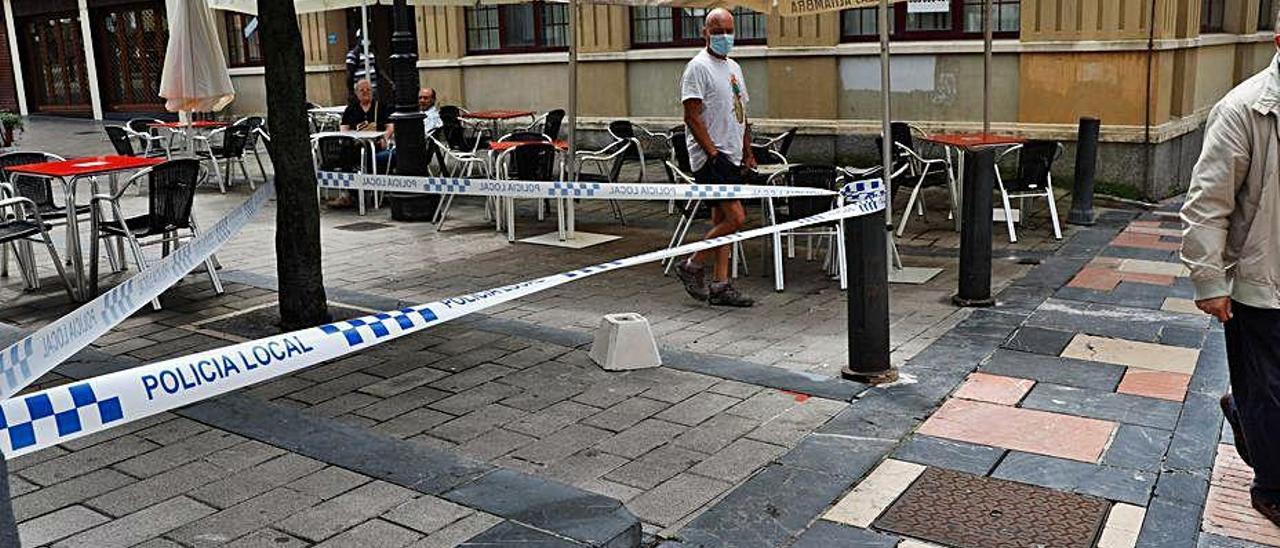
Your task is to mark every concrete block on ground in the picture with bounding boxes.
[589,314,661,371]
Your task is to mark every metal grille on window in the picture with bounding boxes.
[97,6,170,111]
[632,6,674,44]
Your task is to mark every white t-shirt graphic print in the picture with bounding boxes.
[681,49,749,172]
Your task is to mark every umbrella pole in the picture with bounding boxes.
[983,0,992,134]
[362,1,372,83]
[566,0,579,238]
[880,0,892,228]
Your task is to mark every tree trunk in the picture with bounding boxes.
[259,2,330,329]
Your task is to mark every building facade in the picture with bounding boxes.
[1,0,1276,198]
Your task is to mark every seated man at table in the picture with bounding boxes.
[419,87,442,135]
[333,79,395,208]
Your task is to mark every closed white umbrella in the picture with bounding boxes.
[161,0,236,114]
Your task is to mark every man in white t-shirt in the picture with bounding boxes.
[673,8,756,308]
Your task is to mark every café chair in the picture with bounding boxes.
[766,164,846,292]
[0,193,75,298]
[994,140,1064,243]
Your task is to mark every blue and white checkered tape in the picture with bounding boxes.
[317,171,357,188]
[318,307,439,348]
[1,383,123,452]
[547,182,601,197]
[0,339,34,396]
[840,179,885,201]
[684,185,744,199]
[564,260,625,279]
[422,179,472,194]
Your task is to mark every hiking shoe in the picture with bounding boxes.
[1253,492,1280,528]
[675,260,708,302]
[1222,393,1253,467]
[709,282,755,307]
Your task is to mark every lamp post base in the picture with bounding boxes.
[952,294,996,308]
[842,367,899,385]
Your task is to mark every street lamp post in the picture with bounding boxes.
[388,0,436,221]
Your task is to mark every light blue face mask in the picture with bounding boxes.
[709,33,735,57]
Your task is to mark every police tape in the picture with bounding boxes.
[317,171,838,201]
[0,183,275,401]
[0,180,884,458]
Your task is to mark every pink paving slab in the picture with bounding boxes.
[952,373,1035,406]
[917,399,1117,463]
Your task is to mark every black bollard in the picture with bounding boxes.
[842,208,897,384]
[1068,117,1100,226]
[0,456,17,546]
[954,148,997,307]
[387,0,438,222]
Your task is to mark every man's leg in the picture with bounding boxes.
[1223,301,1280,524]
[676,204,738,302]
[705,201,753,307]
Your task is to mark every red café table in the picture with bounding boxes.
[461,109,537,136]
[487,139,569,154]
[5,155,165,300]
[919,133,1027,231]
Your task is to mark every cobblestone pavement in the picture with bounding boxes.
[0,117,1252,547]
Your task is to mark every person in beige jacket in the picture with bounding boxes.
[1181,8,1280,526]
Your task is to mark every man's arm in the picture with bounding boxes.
[683,98,717,159]
[1181,102,1252,321]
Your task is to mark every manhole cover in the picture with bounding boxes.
[191,302,374,341]
[874,468,1110,548]
[334,221,392,232]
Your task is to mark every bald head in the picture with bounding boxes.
[705,8,734,34]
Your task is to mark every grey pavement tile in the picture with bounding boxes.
[992,452,1156,506]
[406,513,503,548]
[1154,470,1210,507]
[19,435,161,487]
[428,382,524,416]
[360,367,451,399]
[640,377,720,405]
[455,520,580,547]
[289,466,372,501]
[1159,325,1208,349]
[745,397,846,446]
[372,407,456,440]
[11,468,135,522]
[620,472,733,528]
[17,505,111,547]
[86,460,229,517]
[336,413,380,429]
[169,488,321,546]
[225,529,310,548]
[594,419,688,459]
[132,538,187,548]
[779,434,896,480]
[7,475,37,497]
[50,496,213,547]
[112,429,246,479]
[202,440,288,472]
[430,404,528,443]
[499,381,586,412]
[654,392,741,427]
[572,379,654,408]
[364,352,448,379]
[455,428,538,462]
[307,392,382,418]
[671,413,761,454]
[689,438,787,483]
[246,376,315,401]
[187,453,326,509]
[299,355,392,384]
[313,519,423,548]
[577,478,644,503]
[509,424,614,466]
[678,464,856,547]
[505,400,600,438]
[289,372,383,405]
[1165,392,1225,473]
[1021,383,1183,430]
[1003,326,1076,356]
[1137,496,1202,548]
[582,397,669,432]
[979,348,1126,392]
[384,496,475,535]
[134,417,212,446]
[790,521,899,548]
[277,481,419,542]
[56,414,174,452]
[354,386,451,422]
[707,379,763,399]
[431,348,512,374]
[725,389,803,422]
[891,435,1006,476]
[604,445,704,490]
[1103,424,1175,473]
[1198,532,1271,548]
[430,363,518,393]
[494,345,572,369]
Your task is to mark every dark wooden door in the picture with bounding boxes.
[93,1,168,112]
[19,13,92,115]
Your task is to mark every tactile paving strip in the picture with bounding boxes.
[875,467,1110,548]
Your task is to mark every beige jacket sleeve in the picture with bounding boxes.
[1181,101,1253,301]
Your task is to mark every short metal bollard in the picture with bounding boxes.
[1068,117,1101,226]
[0,456,18,546]
[841,207,897,384]
[954,148,997,308]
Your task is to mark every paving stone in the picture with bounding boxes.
[952,372,1036,405]
[1163,298,1202,315]
[132,538,187,548]
[891,434,1006,476]
[51,497,216,548]
[372,407,456,440]
[307,392,382,418]
[406,512,502,548]
[426,403,525,443]
[595,419,688,459]
[1062,334,1201,374]
[455,428,537,461]
[780,434,896,480]
[7,475,37,497]
[1097,503,1147,548]
[918,398,1117,463]
[499,381,587,412]
[278,481,418,542]
[134,417,211,445]
[572,380,654,408]
[980,349,1126,392]
[992,451,1157,506]
[17,504,110,547]
[19,435,160,486]
[690,438,788,482]
[725,389,803,421]
[1021,383,1183,430]
[626,472,732,527]
[187,454,326,509]
[12,468,136,522]
[384,496,474,535]
[1118,370,1192,402]
[1003,326,1078,356]
[1166,392,1226,474]
[671,413,761,454]
[354,386,451,422]
[247,376,315,401]
[86,460,229,517]
[112,429,245,478]
[653,392,741,427]
[509,424,614,466]
[428,382,524,415]
[170,488,321,546]
[791,520,899,548]
[456,520,580,547]
[641,377,720,405]
[202,441,288,472]
[364,353,447,379]
[495,345,571,369]
[582,397,669,432]
[226,529,310,548]
[824,459,927,528]
[313,519,422,548]
[430,363,518,393]
[707,379,763,399]
[290,372,383,405]
[679,464,856,547]
[505,400,600,438]
[1136,494,1203,548]
[289,466,371,501]
[1160,326,1208,349]
[604,445,704,490]
[540,448,631,486]
[360,368,450,398]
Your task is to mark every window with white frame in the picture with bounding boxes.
[631,7,767,47]
[465,2,569,54]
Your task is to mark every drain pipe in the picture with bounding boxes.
[1142,0,1157,197]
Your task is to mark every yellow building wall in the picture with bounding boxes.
[1194,44,1242,112]
[840,54,1019,123]
[1018,51,1154,126]
[625,57,769,119]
